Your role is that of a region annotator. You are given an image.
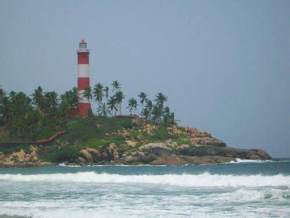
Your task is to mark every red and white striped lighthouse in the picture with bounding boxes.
[77,39,91,117]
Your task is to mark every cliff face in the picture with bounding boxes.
[77,142,271,165]
[0,119,272,167]
[76,126,271,165]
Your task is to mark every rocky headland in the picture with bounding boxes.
[0,118,271,167]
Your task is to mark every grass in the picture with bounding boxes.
[0,143,31,154]
[175,137,192,145]
[1,115,190,163]
[39,144,80,163]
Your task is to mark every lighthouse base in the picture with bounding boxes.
[78,103,91,117]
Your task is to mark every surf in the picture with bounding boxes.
[1,172,289,188]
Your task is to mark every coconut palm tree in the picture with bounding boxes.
[112,80,120,91]
[142,99,153,120]
[32,86,44,108]
[84,86,92,101]
[0,87,5,99]
[151,104,162,124]
[93,83,104,102]
[114,91,125,115]
[128,98,138,115]
[155,92,167,107]
[162,106,175,126]
[59,88,78,118]
[104,86,109,100]
[107,96,118,116]
[93,83,104,115]
[99,102,108,117]
[138,92,147,105]
[44,91,58,117]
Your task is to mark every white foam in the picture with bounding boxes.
[229,158,273,164]
[58,163,81,167]
[1,172,289,187]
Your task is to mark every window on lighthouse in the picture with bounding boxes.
[80,42,87,49]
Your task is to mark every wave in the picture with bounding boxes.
[0,172,290,187]
[228,158,290,164]
[228,159,273,164]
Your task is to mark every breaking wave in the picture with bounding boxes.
[1,172,289,187]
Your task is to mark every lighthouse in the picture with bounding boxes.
[77,39,91,117]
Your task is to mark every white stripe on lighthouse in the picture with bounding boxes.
[77,64,90,78]
[78,90,90,103]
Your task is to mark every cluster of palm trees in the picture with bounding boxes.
[83,80,175,125]
[0,86,79,137]
[0,81,175,137]
[84,80,124,116]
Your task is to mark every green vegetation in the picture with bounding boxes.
[0,81,182,163]
[0,81,175,141]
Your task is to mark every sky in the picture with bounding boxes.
[0,0,290,157]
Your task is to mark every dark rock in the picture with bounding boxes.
[151,155,188,165]
[139,143,172,156]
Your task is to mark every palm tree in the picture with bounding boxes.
[59,88,78,118]
[84,86,92,101]
[32,86,45,110]
[0,87,5,99]
[71,87,79,106]
[107,96,118,115]
[151,104,162,124]
[155,92,167,107]
[128,98,138,115]
[104,86,109,100]
[114,91,125,115]
[93,83,104,115]
[99,102,108,117]
[44,91,58,117]
[142,99,153,120]
[162,106,175,126]
[93,83,104,102]
[0,88,7,125]
[112,80,121,91]
[138,92,147,105]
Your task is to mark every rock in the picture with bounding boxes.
[182,155,234,164]
[176,144,191,153]
[78,157,86,163]
[246,149,271,160]
[107,143,119,160]
[139,143,172,156]
[80,149,93,162]
[151,155,188,165]
[186,127,226,147]
[137,152,157,163]
[86,148,102,161]
[123,155,137,163]
[126,140,138,147]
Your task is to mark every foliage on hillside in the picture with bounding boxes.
[0,81,175,142]
[0,81,180,163]
[37,116,191,163]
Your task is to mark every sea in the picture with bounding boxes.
[0,159,290,218]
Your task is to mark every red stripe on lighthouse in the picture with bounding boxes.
[78,53,89,64]
[79,103,91,117]
[77,78,90,90]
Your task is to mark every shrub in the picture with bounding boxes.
[43,145,79,163]
[176,137,192,145]
[149,126,169,141]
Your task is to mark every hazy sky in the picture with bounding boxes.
[0,0,290,157]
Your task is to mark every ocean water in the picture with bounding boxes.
[0,159,290,218]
